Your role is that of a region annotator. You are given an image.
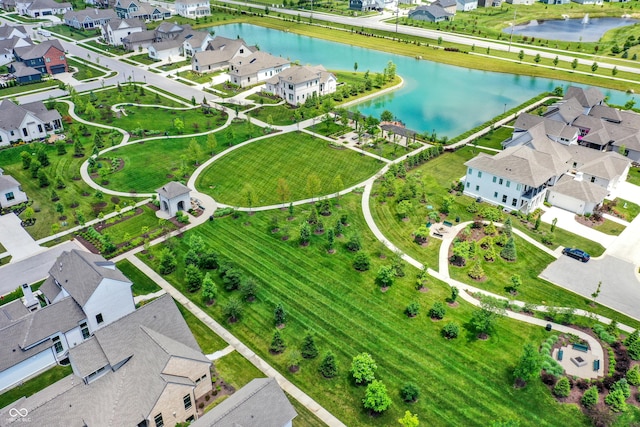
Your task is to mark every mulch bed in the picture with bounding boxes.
[75,234,100,254]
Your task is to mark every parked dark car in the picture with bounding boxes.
[562,247,590,263]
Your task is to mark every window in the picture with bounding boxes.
[475,185,479,191]
[52,336,63,353]
[506,181,511,188]
[10,130,14,136]
[516,184,522,191]
[183,394,192,410]
[60,56,64,60]
[154,413,163,427]
[37,124,42,133]
[468,168,472,175]
[466,182,470,188]
[572,162,577,168]
[502,195,507,203]
[5,192,14,201]
[239,48,244,53]
[498,178,503,185]
[590,176,596,183]
[493,191,498,198]
[477,171,482,178]
[81,322,90,339]
[492,176,496,183]
[22,128,28,137]
[45,57,51,63]
[512,198,517,207]
[96,313,104,324]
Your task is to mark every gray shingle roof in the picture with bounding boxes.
[9,61,41,78]
[550,174,608,203]
[0,24,26,40]
[67,336,108,378]
[564,86,604,109]
[156,181,190,199]
[267,65,332,86]
[14,39,64,61]
[123,29,155,43]
[545,97,584,124]
[229,51,289,77]
[0,300,29,329]
[0,174,21,192]
[191,378,297,427]
[25,0,71,9]
[48,250,131,307]
[64,8,117,22]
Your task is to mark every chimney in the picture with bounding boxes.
[575,172,584,182]
[21,283,39,311]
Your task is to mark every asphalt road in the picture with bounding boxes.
[540,254,640,321]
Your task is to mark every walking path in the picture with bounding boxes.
[133,289,166,304]
[125,255,346,427]
[206,345,235,362]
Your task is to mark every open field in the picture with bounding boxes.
[177,302,229,354]
[196,131,381,206]
[116,259,162,296]
[139,192,590,426]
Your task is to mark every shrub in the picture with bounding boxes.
[500,237,517,261]
[400,383,420,402]
[319,351,338,378]
[441,322,459,339]
[159,249,177,274]
[624,329,639,347]
[610,378,631,399]
[581,386,598,409]
[362,380,392,414]
[185,264,203,292]
[627,365,640,386]
[269,330,286,354]
[629,339,640,360]
[429,302,446,320]
[301,333,318,359]
[350,352,377,384]
[605,389,627,412]
[353,252,371,271]
[346,234,362,251]
[553,377,570,397]
[405,302,419,317]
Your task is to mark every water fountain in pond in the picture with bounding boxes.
[582,14,590,25]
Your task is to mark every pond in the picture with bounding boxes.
[211,23,633,136]
[504,15,637,43]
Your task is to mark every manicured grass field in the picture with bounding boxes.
[214,351,266,391]
[627,168,640,186]
[116,259,162,296]
[68,58,107,81]
[0,80,58,97]
[0,366,72,408]
[139,193,589,426]
[511,218,605,257]
[196,131,381,206]
[128,54,160,65]
[47,24,94,40]
[83,40,127,56]
[105,121,255,193]
[176,70,214,84]
[307,121,351,138]
[473,126,512,150]
[592,218,625,236]
[110,106,227,138]
[612,198,640,222]
[176,302,229,354]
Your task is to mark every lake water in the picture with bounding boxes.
[211,23,633,136]
[505,17,637,43]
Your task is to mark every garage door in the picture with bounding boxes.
[548,191,583,214]
[50,64,66,74]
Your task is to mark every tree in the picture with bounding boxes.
[513,343,541,385]
[319,351,338,378]
[37,169,49,187]
[509,274,522,294]
[240,278,258,301]
[222,269,243,291]
[503,217,513,236]
[400,383,420,402]
[223,297,243,322]
[534,53,541,64]
[468,260,485,280]
[29,159,41,178]
[416,266,428,291]
[553,377,570,397]
[450,286,459,303]
[626,364,640,386]
[612,66,618,76]
[332,175,343,200]
[201,273,217,304]
[363,380,392,414]
[353,252,371,271]
[552,56,559,68]
[299,222,311,245]
[36,149,50,167]
[471,299,506,338]
[301,333,318,359]
[276,178,291,206]
[353,61,358,73]
[326,228,335,252]
[376,265,395,288]
[159,249,177,274]
[398,411,419,427]
[242,184,257,213]
[173,117,184,134]
[591,62,598,73]
[74,140,84,157]
[571,58,578,71]
[188,138,204,165]
[274,302,286,326]
[20,151,32,169]
[270,330,286,354]
[380,110,394,122]
[611,378,631,399]
[206,133,217,156]
[184,249,199,266]
[55,202,64,217]
[429,302,446,320]
[441,322,459,339]
[185,264,203,292]
[396,200,412,220]
[605,388,627,412]
[405,301,420,317]
[334,220,344,237]
[346,234,361,251]
[591,281,602,305]
[306,174,321,201]
[350,353,377,385]
[581,386,598,409]
[500,237,517,261]
[518,50,524,62]
[441,195,454,214]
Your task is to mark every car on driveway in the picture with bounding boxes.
[562,247,590,263]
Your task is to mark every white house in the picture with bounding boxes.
[157,181,191,217]
[182,30,215,57]
[15,0,71,18]
[456,0,477,11]
[191,36,254,73]
[148,39,182,61]
[547,174,608,215]
[0,99,63,146]
[0,36,31,66]
[101,18,145,47]
[0,24,28,40]
[175,0,211,17]
[0,171,27,207]
[228,51,290,88]
[264,65,337,106]
[0,250,135,392]
[63,9,118,30]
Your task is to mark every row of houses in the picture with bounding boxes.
[463,86,634,215]
[0,249,298,426]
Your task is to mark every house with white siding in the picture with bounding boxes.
[228,51,289,88]
[264,64,336,106]
[0,170,27,208]
[0,250,134,393]
[100,18,145,47]
[15,0,71,18]
[0,99,63,146]
[191,36,254,73]
[63,9,118,30]
[175,0,210,17]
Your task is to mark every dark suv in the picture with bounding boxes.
[562,248,590,263]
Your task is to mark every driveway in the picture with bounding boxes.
[0,214,43,262]
[540,254,640,320]
[0,240,87,296]
[540,206,616,249]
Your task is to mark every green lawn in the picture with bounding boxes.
[214,351,266,390]
[116,259,162,296]
[288,392,328,427]
[112,106,226,138]
[177,302,229,354]
[307,121,351,138]
[0,80,58,97]
[246,92,282,105]
[627,167,640,186]
[82,40,127,56]
[511,218,605,257]
[139,193,589,426]
[196,131,381,206]
[105,121,254,193]
[592,218,625,236]
[128,53,160,65]
[48,25,96,40]
[176,70,214,84]
[157,60,191,72]
[68,58,107,81]
[473,126,512,150]
[0,366,72,408]
[610,198,640,222]
[96,205,177,245]
[363,139,415,161]
[0,103,137,239]
[0,281,43,305]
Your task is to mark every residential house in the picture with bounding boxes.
[228,51,290,88]
[63,9,117,30]
[155,22,190,41]
[539,0,570,4]
[122,29,155,51]
[0,0,16,10]
[432,0,457,14]
[148,39,182,60]
[349,0,385,11]
[175,0,211,18]
[0,99,62,145]
[0,170,27,208]
[1,295,213,427]
[457,0,477,11]
[477,0,501,6]
[182,29,214,57]
[190,36,254,73]
[101,18,145,47]
[8,61,41,83]
[572,0,603,4]
[504,0,533,4]
[191,378,298,427]
[15,0,71,18]
[0,250,134,392]
[0,36,32,66]
[157,181,190,217]
[265,65,337,106]
[408,4,453,22]
[114,0,170,20]
[0,24,28,40]
[13,39,68,74]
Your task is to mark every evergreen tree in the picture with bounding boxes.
[37,169,49,187]
[500,237,517,261]
[270,330,286,354]
[274,302,286,326]
[301,333,319,359]
[581,386,598,409]
[201,273,217,304]
[513,343,541,384]
[319,351,338,378]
